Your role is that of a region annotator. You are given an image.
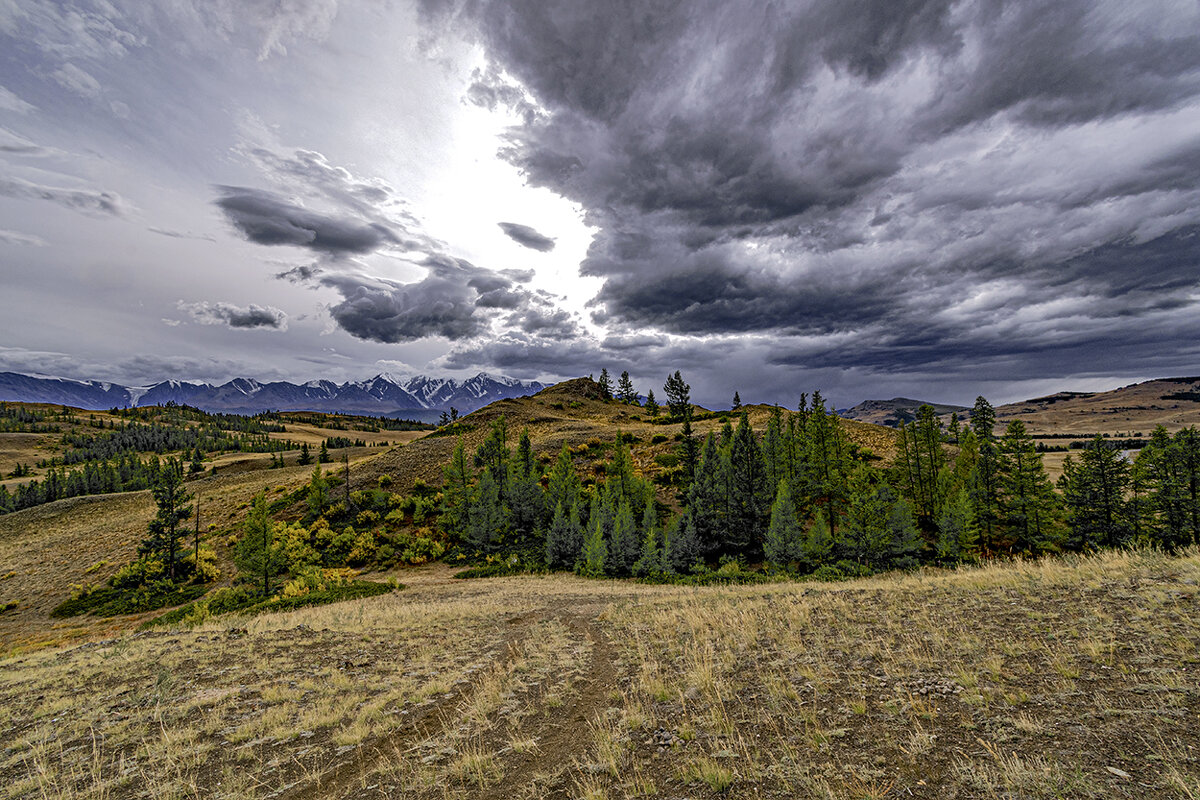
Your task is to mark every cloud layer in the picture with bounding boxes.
[420,0,1200,388]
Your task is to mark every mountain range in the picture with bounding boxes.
[0,371,547,420]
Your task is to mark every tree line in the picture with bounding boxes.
[435,376,1200,580]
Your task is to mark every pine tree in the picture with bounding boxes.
[597,368,613,400]
[663,371,691,418]
[318,440,331,463]
[616,370,637,403]
[643,389,659,417]
[732,391,741,410]
[236,491,286,596]
[138,458,192,580]
[298,442,312,466]
[764,480,802,570]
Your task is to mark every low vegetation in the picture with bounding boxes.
[2,548,1196,798]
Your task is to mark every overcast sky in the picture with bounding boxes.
[2,1,1199,408]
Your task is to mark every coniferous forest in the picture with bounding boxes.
[437,378,1200,582]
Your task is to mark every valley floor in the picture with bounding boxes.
[2,549,1199,799]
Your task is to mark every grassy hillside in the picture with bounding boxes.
[990,377,1200,435]
[2,549,1197,798]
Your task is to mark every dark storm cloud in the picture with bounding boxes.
[422,0,1200,383]
[315,254,547,344]
[179,301,288,330]
[498,221,555,252]
[215,186,397,255]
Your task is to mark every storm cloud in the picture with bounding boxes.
[215,186,397,255]
[316,254,549,344]
[498,221,555,252]
[422,0,1200,385]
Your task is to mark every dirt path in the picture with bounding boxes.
[278,614,538,800]
[476,605,618,800]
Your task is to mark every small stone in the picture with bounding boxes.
[1105,766,1131,779]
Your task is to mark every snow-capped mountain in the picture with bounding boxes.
[0,372,547,418]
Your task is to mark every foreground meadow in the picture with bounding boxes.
[2,549,1198,799]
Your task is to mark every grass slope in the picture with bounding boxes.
[2,550,1197,799]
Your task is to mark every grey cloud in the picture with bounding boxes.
[420,0,1200,388]
[275,264,323,283]
[179,301,288,330]
[215,186,397,255]
[0,175,125,216]
[498,221,555,252]
[321,271,486,343]
[314,254,547,343]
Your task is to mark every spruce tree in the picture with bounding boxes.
[318,440,331,463]
[678,411,699,490]
[609,500,638,575]
[305,464,328,519]
[665,511,701,573]
[688,433,726,556]
[466,468,506,551]
[579,509,607,577]
[632,497,661,577]
[732,391,742,410]
[546,501,584,569]
[969,396,1001,552]
[1058,435,1131,550]
[727,411,770,557]
[764,479,802,570]
[801,392,852,537]
[298,442,312,466]
[801,512,834,570]
[236,491,286,596]
[936,486,978,562]
[546,445,582,515]
[440,439,473,541]
[996,420,1060,554]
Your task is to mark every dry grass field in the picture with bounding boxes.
[1,549,1197,799]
